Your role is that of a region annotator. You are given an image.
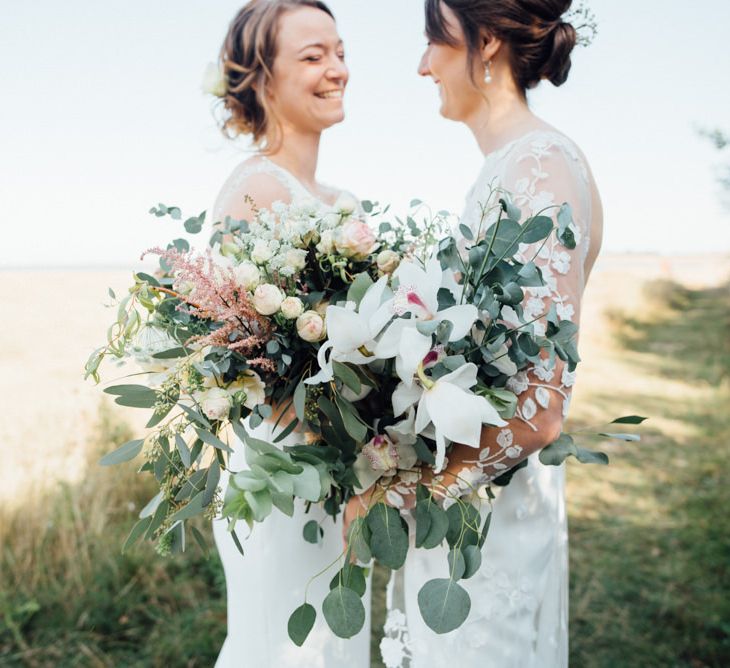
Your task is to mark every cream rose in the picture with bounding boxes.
[252,284,284,315]
[285,248,307,272]
[199,387,232,421]
[334,192,359,215]
[280,296,305,320]
[296,310,326,342]
[335,220,377,261]
[376,249,400,274]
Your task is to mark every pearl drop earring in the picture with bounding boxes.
[484,60,493,84]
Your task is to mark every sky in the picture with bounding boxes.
[1,0,729,268]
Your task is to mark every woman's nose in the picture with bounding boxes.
[417,49,431,77]
[327,58,349,83]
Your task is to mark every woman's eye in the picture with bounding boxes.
[337,52,346,61]
[304,55,321,62]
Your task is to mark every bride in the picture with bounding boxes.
[345,1,602,666]
[209,1,370,666]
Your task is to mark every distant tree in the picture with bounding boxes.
[699,127,730,207]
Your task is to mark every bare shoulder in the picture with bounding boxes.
[213,157,292,223]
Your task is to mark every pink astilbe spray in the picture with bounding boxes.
[143,247,275,371]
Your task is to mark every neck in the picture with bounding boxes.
[265,127,322,189]
[463,85,535,156]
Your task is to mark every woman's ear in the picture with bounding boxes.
[481,31,502,63]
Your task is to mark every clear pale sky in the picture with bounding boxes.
[1,0,728,267]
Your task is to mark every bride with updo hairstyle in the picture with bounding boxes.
[209,2,371,666]
[346,1,603,666]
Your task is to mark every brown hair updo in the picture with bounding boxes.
[425,0,578,92]
[218,0,335,147]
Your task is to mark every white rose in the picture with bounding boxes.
[251,241,273,265]
[285,248,308,272]
[233,261,261,291]
[280,296,305,319]
[199,387,232,421]
[229,371,266,409]
[334,192,359,215]
[376,249,400,274]
[316,230,335,255]
[296,310,326,342]
[252,284,284,315]
[201,62,227,98]
[334,220,377,261]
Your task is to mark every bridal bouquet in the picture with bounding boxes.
[86,192,643,644]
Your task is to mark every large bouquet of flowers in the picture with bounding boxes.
[86,191,643,643]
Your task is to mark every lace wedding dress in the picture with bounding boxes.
[211,157,371,668]
[381,129,598,668]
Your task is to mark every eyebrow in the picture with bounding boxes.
[298,40,343,53]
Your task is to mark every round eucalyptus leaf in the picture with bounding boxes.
[322,586,366,639]
[417,578,471,634]
[366,504,409,569]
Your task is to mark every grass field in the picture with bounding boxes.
[1,257,728,667]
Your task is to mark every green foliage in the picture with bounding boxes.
[417,579,471,634]
[288,603,317,647]
[366,504,409,570]
[322,587,366,639]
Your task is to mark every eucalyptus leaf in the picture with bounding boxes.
[366,504,409,569]
[333,361,362,394]
[122,517,152,553]
[575,448,610,465]
[611,416,648,425]
[461,545,482,579]
[598,432,641,442]
[447,548,466,580]
[539,434,578,466]
[330,564,367,597]
[195,429,233,453]
[417,579,471,634]
[520,215,553,243]
[175,434,192,468]
[293,381,307,421]
[303,519,321,544]
[168,491,206,523]
[99,439,144,466]
[347,273,374,307]
[288,603,316,647]
[421,503,449,549]
[322,587,366,639]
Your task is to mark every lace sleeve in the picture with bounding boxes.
[428,135,594,500]
[211,160,296,233]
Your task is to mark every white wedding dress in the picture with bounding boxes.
[211,158,371,668]
[381,129,598,668]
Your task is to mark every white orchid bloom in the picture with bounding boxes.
[305,276,392,385]
[392,362,507,473]
[375,257,478,386]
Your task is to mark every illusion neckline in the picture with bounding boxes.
[482,128,563,162]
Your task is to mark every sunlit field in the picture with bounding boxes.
[1,254,728,667]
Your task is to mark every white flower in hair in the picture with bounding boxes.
[201,62,227,97]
